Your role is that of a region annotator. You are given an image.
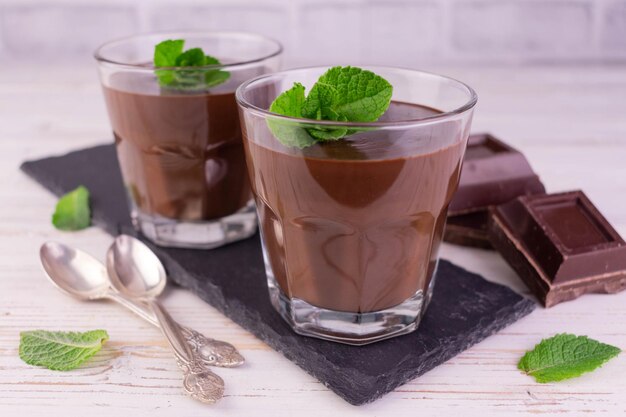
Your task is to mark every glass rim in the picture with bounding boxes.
[235,66,478,129]
[94,31,283,71]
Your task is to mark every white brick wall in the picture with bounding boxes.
[603,1,626,51]
[1,0,625,65]
[451,1,593,61]
[1,3,138,60]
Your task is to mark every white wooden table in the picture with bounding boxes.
[1,65,625,416]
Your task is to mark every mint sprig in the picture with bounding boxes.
[267,66,393,148]
[52,185,91,231]
[519,334,621,383]
[154,39,230,90]
[19,330,109,371]
[267,83,316,148]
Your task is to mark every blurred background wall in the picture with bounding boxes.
[1,0,625,67]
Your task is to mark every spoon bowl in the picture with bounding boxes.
[40,241,110,300]
[107,235,166,299]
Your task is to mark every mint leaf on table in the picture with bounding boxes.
[268,66,393,148]
[153,39,230,90]
[51,185,91,231]
[518,334,621,383]
[19,330,109,371]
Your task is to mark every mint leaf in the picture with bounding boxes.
[315,66,393,122]
[203,55,230,87]
[302,82,338,120]
[204,56,220,65]
[267,66,392,147]
[19,330,109,371]
[52,185,90,231]
[270,82,306,117]
[267,83,316,148]
[518,334,621,383]
[301,82,349,140]
[174,47,205,66]
[153,39,230,90]
[154,39,184,67]
[205,70,231,88]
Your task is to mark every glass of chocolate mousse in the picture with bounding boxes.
[236,67,477,345]
[95,33,282,248]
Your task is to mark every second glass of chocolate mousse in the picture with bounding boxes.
[237,67,477,345]
[95,32,282,248]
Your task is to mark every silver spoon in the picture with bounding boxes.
[40,241,244,368]
[106,235,225,404]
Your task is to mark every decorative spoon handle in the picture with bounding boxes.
[150,300,225,404]
[108,292,244,367]
[180,326,245,368]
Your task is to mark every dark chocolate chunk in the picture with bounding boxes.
[489,190,626,307]
[21,144,536,405]
[450,133,546,215]
[444,211,493,249]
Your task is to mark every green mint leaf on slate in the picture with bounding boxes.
[52,185,91,231]
[267,66,392,148]
[153,39,230,90]
[19,330,109,371]
[267,83,316,148]
[518,334,621,383]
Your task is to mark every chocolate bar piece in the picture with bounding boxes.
[444,134,544,249]
[444,211,492,249]
[489,190,626,307]
[449,134,546,215]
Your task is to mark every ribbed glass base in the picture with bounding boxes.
[132,201,257,249]
[266,271,436,346]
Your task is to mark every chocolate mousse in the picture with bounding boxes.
[103,74,251,221]
[243,102,466,313]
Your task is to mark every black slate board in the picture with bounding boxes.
[21,144,536,406]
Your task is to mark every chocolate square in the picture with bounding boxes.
[444,211,493,249]
[449,134,546,215]
[489,190,626,307]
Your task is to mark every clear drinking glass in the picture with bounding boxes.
[95,32,282,249]
[236,67,477,345]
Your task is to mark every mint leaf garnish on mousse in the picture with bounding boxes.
[268,66,393,148]
[518,334,621,383]
[19,330,109,371]
[52,185,91,231]
[154,39,230,90]
[267,83,316,148]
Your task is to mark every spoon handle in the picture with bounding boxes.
[150,300,225,404]
[179,326,245,368]
[149,300,193,361]
[107,292,155,322]
[107,292,244,368]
